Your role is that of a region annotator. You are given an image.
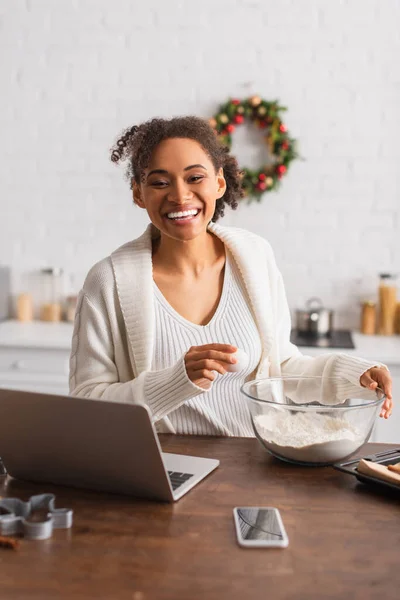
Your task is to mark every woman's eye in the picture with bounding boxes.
[189,176,204,183]
[151,181,168,187]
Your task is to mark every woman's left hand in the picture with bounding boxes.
[360,367,393,418]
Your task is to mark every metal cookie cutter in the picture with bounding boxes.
[0,494,73,540]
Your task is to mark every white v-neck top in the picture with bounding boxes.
[151,249,262,436]
[70,222,384,435]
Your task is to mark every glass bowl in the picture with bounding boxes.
[241,376,385,466]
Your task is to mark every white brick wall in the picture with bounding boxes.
[1,0,399,328]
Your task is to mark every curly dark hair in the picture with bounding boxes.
[110,116,244,222]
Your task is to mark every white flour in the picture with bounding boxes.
[254,411,364,464]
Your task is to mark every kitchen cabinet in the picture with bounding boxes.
[0,321,398,444]
[0,320,72,396]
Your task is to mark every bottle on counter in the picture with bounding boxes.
[360,300,376,335]
[39,268,64,322]
[378,273,397,336]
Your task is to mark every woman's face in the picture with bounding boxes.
[133,138,226,241]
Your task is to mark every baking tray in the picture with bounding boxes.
[333,448,400,493]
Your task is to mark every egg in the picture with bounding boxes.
[226,348,249,373]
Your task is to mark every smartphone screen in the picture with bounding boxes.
[233,507,289,548]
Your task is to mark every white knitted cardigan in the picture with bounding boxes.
[69,222,381,433]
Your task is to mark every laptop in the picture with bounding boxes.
[0,388,219,502]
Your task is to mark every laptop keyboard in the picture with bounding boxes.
[167,471,194,491]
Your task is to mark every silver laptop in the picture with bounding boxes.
[0,388,219,502]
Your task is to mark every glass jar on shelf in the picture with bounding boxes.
[39,268,64,322]
[16,293,34,322]
[360,300,376,335]
[396,302,400,334]
[378,273,397,335]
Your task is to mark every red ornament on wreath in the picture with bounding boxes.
[276,164,287,178]
[209,96,299,202]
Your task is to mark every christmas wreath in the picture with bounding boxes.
[209,95,299,201]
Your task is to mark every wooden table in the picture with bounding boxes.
[0,436,399,600]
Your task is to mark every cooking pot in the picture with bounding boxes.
[296,297,334,337]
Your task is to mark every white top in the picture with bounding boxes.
[69,223,383,434]
[152,250,262,436]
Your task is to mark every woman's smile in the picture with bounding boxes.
[164,207,202,225]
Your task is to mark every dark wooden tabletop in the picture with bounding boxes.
[0,436,399,600]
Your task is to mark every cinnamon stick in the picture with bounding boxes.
[0,536,19,550]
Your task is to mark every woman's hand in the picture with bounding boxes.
[360,367,393,418]
[185,343,237,390]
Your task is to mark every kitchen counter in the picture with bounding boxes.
[298,331,400,365]
[0,319,73,350]
[0,436,398,600]
[0,320,399,363]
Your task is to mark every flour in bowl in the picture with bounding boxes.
[254,411,365,464]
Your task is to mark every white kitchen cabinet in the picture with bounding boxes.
[0,321,73,396]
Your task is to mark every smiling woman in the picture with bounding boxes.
[132,137,229,241]
[110,116,243,223]
[68,116,393,437]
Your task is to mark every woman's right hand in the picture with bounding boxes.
[184,343,238,390]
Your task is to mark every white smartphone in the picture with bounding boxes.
[233,507,289,548]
